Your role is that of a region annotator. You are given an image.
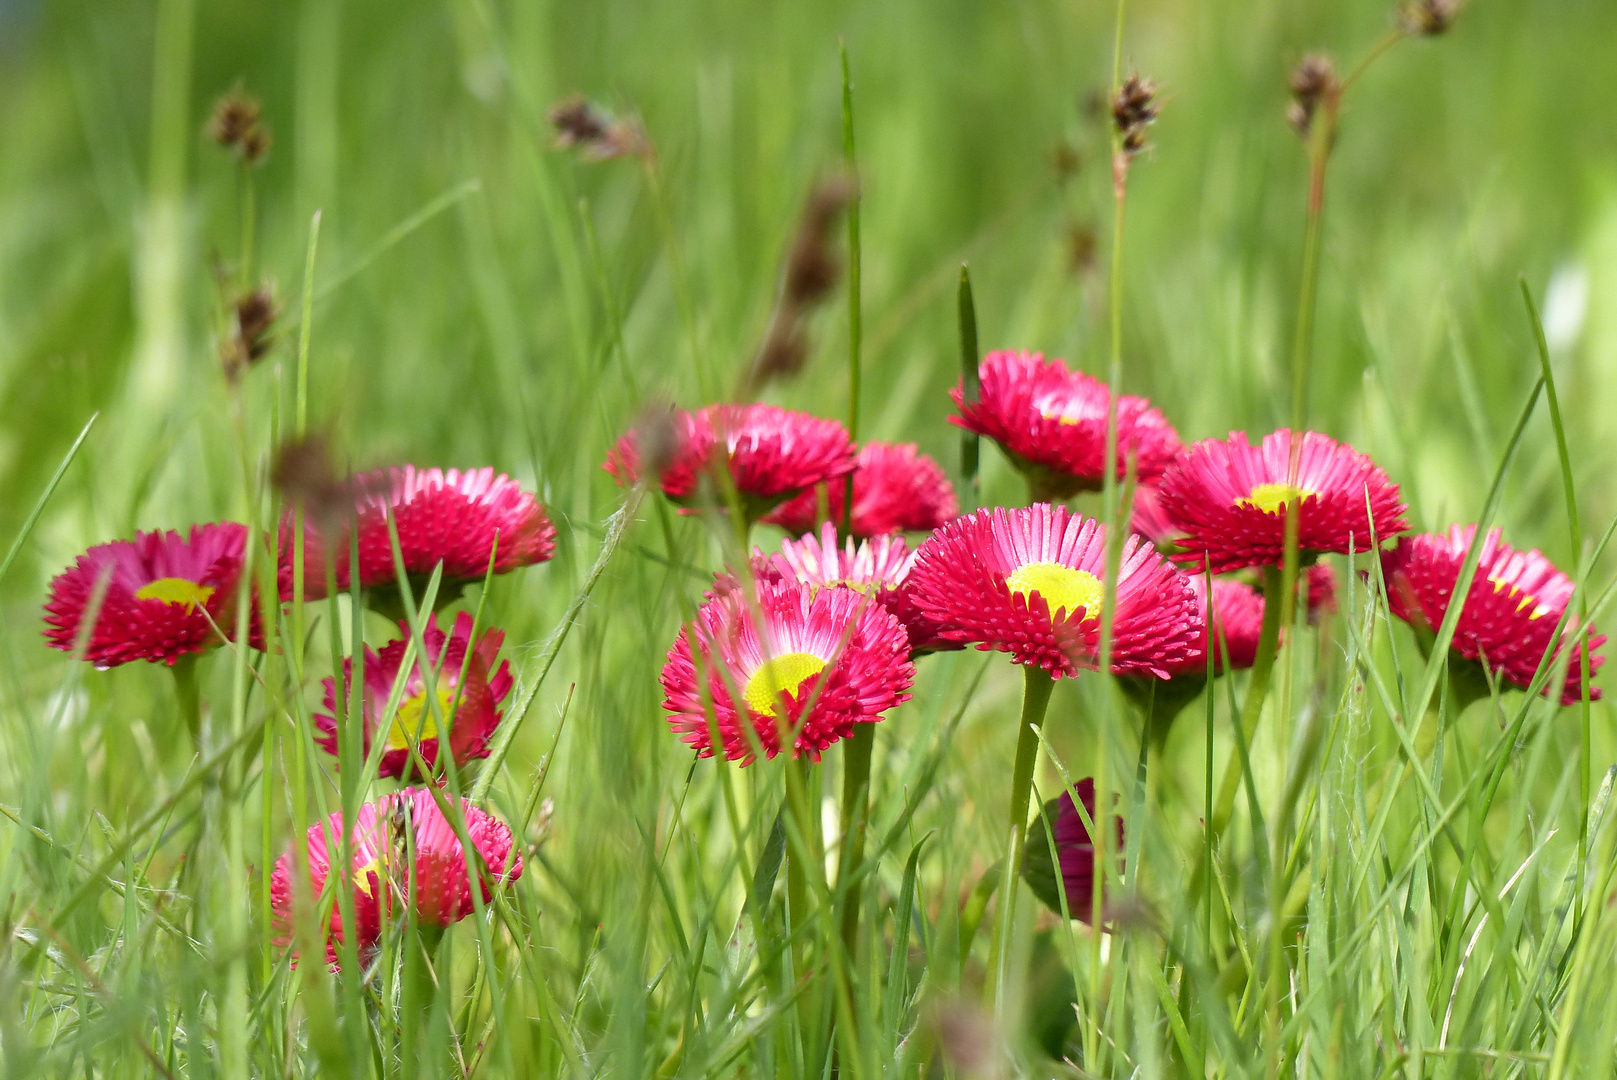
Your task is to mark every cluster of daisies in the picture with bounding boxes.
[37,347,1606,953]
[43,466,557,964]
[610,350,1604,913]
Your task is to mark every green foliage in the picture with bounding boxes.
[3,0,1617,1076]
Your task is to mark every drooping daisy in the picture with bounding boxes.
[1157,429,1407,573]
[763,441,959,538]
[661,577,915,764]
[904,503,1200,679]
[43,524,254,667]
[314,612,513,781]
[270,801,390,968]
[606,403,856,519]
[744,522,958,656]
[386,786,524,930]
[1382,525,1605,705]
[1022,779,1123,924]
[279,466,555,601]
[949,351,1181,499]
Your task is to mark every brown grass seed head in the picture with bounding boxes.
[1287,54,1340,136]
[208,88,271,166]
[547,94,648,161]
[1111,73,1160,155]
[1400,0,1460,36]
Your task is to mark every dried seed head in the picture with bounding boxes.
[221,285,279,380]
[547,94,648,161]
[782,174,856,309]
[527,797,554,854]
[1287,54,1340,137]
[207,88,271,166]
[1050,142,1082,184]
[1065,222,1098,274]
[272,434,352,531]
[925,999,1004,1079]
[1399,0,1460,35]
[744,174,856,392]
[630,401,680,483]
[1111,73,1160,156]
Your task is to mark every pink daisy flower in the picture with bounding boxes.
[315,612,513,781]
[280,466,555,601]
[904,504,1200,679]
[605,404,856,518]
[741,523,958,656]
[763,441,958,537]
[660,577,915,764]
[270,801,390,968]
[1161,574,1267,678]
[1157,429,1408,573]
[270,790,522,966]
[1382,526,1604,705]
[1023,780,1123,924]
[43,524,255,667]
[386,787,524,930]
[949,351,1181,498]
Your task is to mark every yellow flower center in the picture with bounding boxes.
[134,577,215,607]
[1006,562,1103,619]
[352,856,384,896]
[743,652,827,717]
[1237,482,1312,514]
[1489,577,1549,620]
[384,686,455,752]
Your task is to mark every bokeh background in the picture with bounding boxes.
[3,0,1617,1071]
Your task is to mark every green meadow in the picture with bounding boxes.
[3,0,1617,1074]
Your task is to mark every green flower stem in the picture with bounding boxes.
[988,664,1056,1010]
[836,723,874,964]
[400,922,446,1076]
[1209,565,1285,840]
[171,654,202,748]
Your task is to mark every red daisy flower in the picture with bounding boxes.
[763,441,958,537]
[904,503,1200,679]
[605,403,856,518]
[1176,574,1266,675]
[949,351,1181,498]
[1022,779,1123,924]
[270,790,522,966]
[43,523,254,667]
[1305,563,1338,621]
[387,787,524,930]
[1382,526,1604,705]
[314,612,513,781]
[280,466,555,601]
[270,801,390,968]
[1157,429,1408,574]
[742,523,959,656]
[661,577,914,764]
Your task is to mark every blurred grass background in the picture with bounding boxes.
[4,0,1617,1074]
